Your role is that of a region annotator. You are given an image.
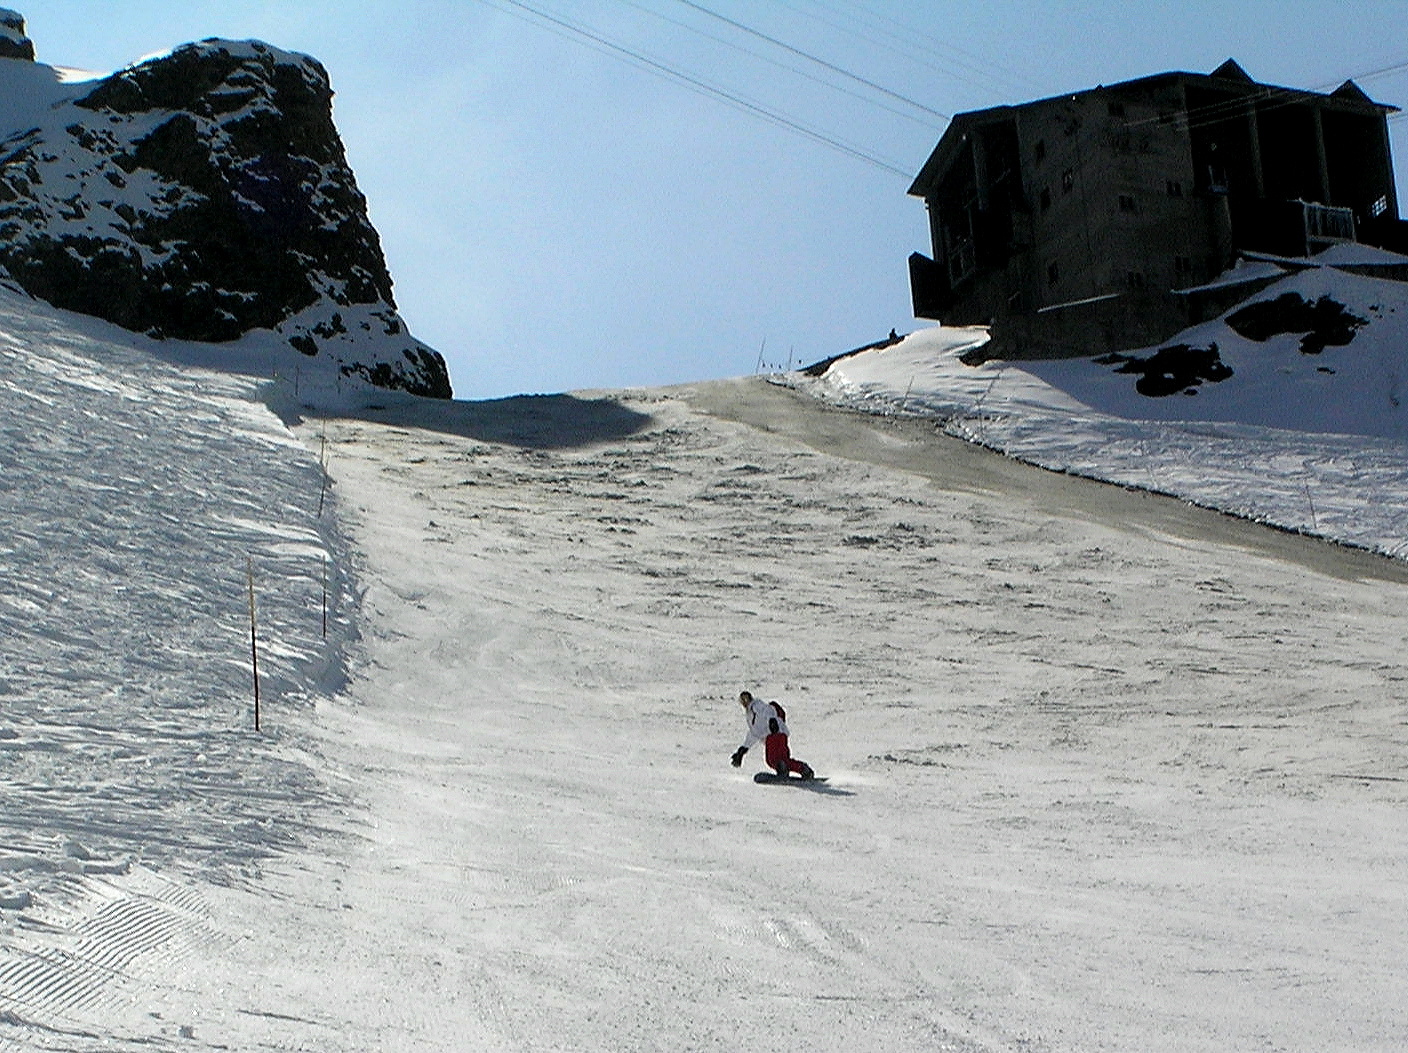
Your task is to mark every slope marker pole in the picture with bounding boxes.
[317,421,330,517]
[247,557,261,732]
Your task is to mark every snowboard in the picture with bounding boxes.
[753,771,827,785]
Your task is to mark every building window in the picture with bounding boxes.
[1034,139,1046,164]
[1206,157,1228,193]
[1166,179,1183,197]
[1039,187,1051,212]
[1062,168,1074,194]
[1047,260,1060,286]
[1118,194,1137,213]
[1372,195,1389,217]
[945,237,977,285]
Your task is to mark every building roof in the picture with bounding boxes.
[909,61,1399,197]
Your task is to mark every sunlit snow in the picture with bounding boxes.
[3,270,1408,1050]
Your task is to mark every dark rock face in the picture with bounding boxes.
[1226,292,1367,355]
[1096,343,1234,397]
[0,36,451,398]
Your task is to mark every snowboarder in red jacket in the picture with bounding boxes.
[730,690,814,780]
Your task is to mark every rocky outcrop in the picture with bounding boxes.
[0,9,33,62]
[0,26,451,397]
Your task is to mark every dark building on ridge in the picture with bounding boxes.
[907,60,1408,359]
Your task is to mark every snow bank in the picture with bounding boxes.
[0,285,357,905]
[798,261,1408,559]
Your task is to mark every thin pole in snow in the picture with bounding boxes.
[317,421,330,518]
[247,557,261,732]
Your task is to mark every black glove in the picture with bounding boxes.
[730,746,747,767]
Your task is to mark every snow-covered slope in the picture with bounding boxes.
[0,283,356,913]
[2,284,1408,1050]
[2,45,1407,1039]
[801,255,1408,558]
[0,15,449,397]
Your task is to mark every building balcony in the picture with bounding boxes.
[1232,198,1360,257]
[1303,201,1356,245]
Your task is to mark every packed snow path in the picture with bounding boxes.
[4,347,1408,1048]
[254,379,1405,1051]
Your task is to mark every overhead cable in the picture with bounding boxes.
[671,0,951,122]
[615,0,944,130]
[778,0,1044,98]
[476,0,915,177]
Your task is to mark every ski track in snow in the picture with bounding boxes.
[0,866,232,1050]
[2,287,1408,1049]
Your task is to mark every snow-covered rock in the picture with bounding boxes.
[0,8,33,62]
[0,23,450,397]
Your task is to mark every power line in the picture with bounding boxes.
[670,0,951,122]
[614,0,944,131]
[780,0,1044,99]
[473,0,916,177]
[1310,58,1408,92]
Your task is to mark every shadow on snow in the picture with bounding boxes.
[281,391,655,452]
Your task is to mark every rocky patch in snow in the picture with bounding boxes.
[1094,342,1234,397]
[1226,291,1368,355]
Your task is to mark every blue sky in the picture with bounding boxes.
[25,1,1408,398]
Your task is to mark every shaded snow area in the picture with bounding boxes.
[4,287,1408,1050]
[800,261,1408,558]
[0,287,356,1047]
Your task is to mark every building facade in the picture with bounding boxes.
[908,61,1406,358]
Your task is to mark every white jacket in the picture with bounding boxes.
[740,697,789,751]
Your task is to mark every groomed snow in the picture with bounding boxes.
[3,284,1408,1050]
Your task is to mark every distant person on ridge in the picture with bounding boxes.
[731,690,814,780]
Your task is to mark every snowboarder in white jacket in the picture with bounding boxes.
[730,690,814,780]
